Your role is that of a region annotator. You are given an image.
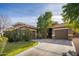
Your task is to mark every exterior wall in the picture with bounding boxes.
[68,29,73,40]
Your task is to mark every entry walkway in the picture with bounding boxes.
[16,39,75,56]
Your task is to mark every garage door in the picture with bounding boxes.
[55,29,68,39]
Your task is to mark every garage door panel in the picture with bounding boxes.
[55,29,68,39]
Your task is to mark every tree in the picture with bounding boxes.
[52,21,59,25]
[62,3,79,37]
[0,15,11,35]
[37,11,52,38]
[37,16,44,38]
[0,15,11,55]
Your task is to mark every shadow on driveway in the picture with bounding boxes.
[33,39,72,46]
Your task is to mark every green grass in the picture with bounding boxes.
[0,41,38,56]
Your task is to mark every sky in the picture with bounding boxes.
[0,3,65,27]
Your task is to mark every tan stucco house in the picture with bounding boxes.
[47,23,79,40]
[6,22,79,40]
[52,23,73,40]
[6,22,37,39]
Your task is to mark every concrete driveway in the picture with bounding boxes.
[16,39,75,56]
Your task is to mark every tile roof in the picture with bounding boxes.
[13,22,36,29]
[53,23,67,28]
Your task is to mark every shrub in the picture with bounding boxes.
[23,29,33,41]
[37,32,42,39]
[4,28,32,42]
[4,31,14,42]
[18,29,32,41]
[0,36,8,55]
[4,30,18,42]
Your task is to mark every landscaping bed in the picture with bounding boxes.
[0,41,38,56]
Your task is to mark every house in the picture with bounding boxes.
[47,23,74,40]
[6,22,79,40]
[52,23,73,40]
[47,23,79,40]
[7,22,37,39]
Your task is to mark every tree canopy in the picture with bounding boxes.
[62,3,79,32]
[37,11,53,38]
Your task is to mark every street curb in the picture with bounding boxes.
[16,42,40,56]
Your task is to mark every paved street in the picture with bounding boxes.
[16,39,75,56]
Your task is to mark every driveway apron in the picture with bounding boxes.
[16,39,75,56]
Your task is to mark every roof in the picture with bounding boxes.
[53,23,67,28]
[13,22,37,29]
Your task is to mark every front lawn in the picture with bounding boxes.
[0,41,38,56]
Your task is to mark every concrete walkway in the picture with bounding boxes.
[16,39,75,56]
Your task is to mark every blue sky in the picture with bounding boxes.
[0,3,65,26]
